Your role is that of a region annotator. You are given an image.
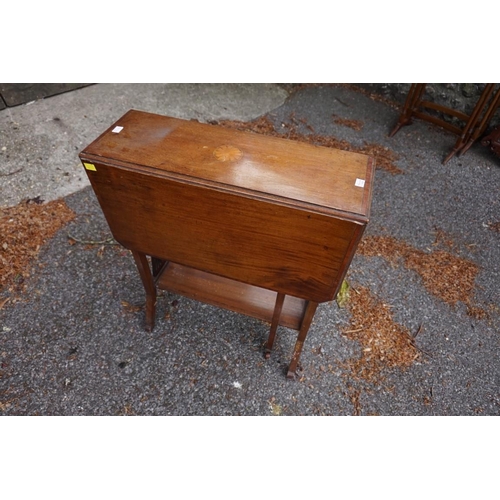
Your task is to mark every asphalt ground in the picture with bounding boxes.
[1,83,499,417]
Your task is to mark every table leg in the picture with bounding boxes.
[264,292,286,359]
[287,301,318,379]
[131,251,157,332]
[389,83,425,137]
[459,86,500,157]
[443,84,496,164]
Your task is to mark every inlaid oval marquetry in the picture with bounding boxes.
[213,145,242,162]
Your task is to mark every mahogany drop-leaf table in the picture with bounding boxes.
[79,110,375,379]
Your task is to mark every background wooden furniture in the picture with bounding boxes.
[481,125,500,159]
[389,83,500,164]
[79,110,374,379]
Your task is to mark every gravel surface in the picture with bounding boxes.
[1,83,499,416]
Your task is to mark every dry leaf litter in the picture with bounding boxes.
[332,114,364,131]
[0,200,75,294]
[341,285,420,384]
[357,235,483,317]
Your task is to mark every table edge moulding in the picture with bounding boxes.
[79,109,375,379]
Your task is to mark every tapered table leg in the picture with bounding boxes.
[287,301,318,379]
[131,251,157,331]
[389,83,425,137]
[459,86,500,157]
[443,84,496,164]
[264,292,286,359]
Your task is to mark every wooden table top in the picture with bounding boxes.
[82,110,374,220]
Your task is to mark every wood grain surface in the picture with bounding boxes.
[84,161,361,302]
[82,110,373,218]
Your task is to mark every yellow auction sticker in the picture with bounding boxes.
[83,162,97,171]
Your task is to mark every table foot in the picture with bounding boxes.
[144,296,156,332]
[442,148,459,165]
[287,301,318,377]
[389,120,410,138]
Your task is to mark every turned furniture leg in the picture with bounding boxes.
[443,83,496,164]
[131,251,157,332]
[389,83,425,137]
[264,292,286,359]
[287,301,318,379]
[459,85,500,158]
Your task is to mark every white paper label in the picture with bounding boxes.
[112,126,123,133]
[355,178,365,188]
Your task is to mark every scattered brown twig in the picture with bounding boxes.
[407,325,433,358]
[0,167,23,177]
[412,323,423,339]
[332,114,364,131]
[343,327,364,334]
[67,234,117,246]
[121,300,143,313]
[334,96,349,107]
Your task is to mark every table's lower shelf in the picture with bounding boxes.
[156,262,307,330]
